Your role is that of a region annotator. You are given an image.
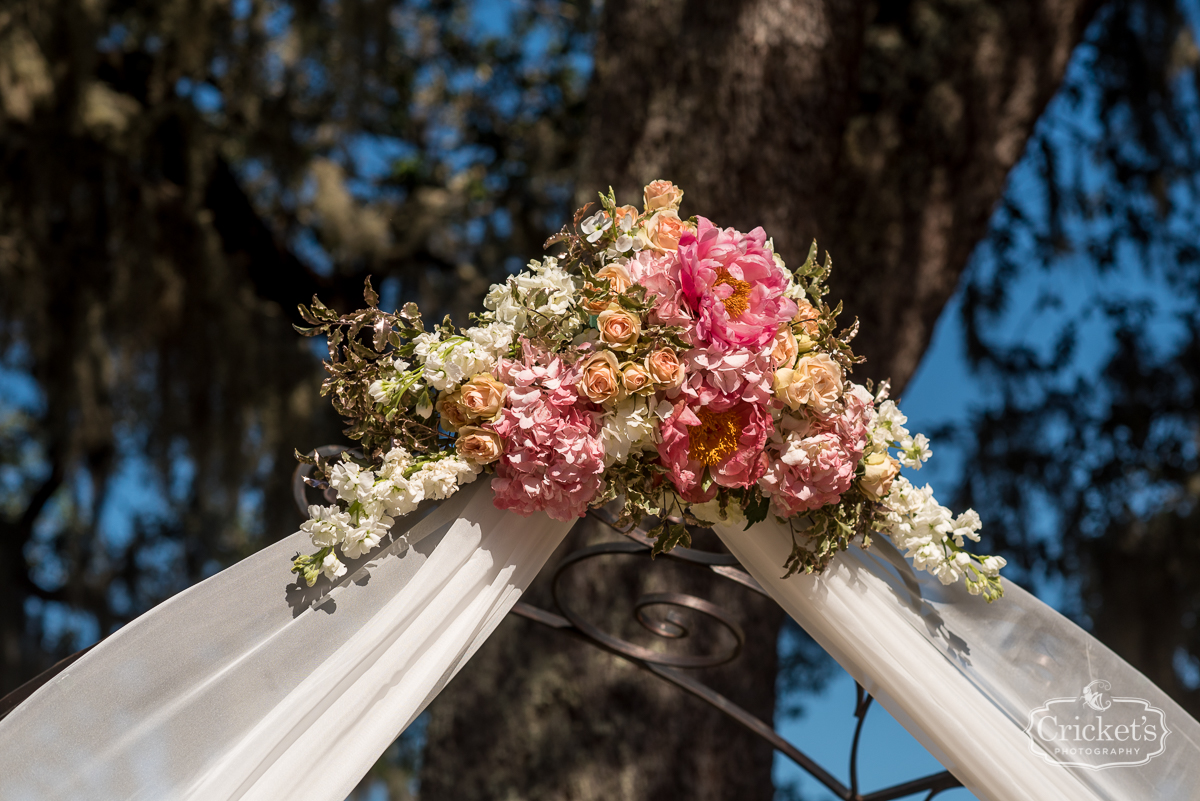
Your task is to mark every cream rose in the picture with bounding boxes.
[771,326,798,368]
[642,210,688,252]
[436,389,471,432]
[579,350,623,404]
[456,426,504,465]
[597,307,641,352]
[773,353,844,413]
[645,348,685,390]
[643,180,684,213]
[619,361,654,396]
[456,373,507,420]
[860,452,901,500]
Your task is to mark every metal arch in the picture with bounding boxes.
[297,449,965,799]
[505,504,964,801]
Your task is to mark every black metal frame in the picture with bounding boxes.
[505,505,962,801]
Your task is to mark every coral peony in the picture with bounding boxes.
[627,250,694,332]
[657,393,771,501]
[678,218,797,352]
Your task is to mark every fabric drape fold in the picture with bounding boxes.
[0,481,573,801]
[714,516,1200,801]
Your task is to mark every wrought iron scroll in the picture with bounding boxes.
[506,505,964,801]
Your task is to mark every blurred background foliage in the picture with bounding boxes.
[0,0,1197,799]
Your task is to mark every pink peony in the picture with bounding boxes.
[627,250,694,332]
[678,218,797,352]
[657,392,771,502]
[758,392,870,516]
[490,345,606,521]
[681,345,775,406]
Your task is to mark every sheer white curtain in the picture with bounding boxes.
[714,516,1200,801]
[0,481,574,801]
[5,488,1200,801]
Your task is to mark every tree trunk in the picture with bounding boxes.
[421,2,1099,799]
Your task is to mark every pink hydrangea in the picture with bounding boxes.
[678,218,797,352]
[759,392,870,516]
[627,250,694,332]
[657,392,771,502]
[490,345,606,521]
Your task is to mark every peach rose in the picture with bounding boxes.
[645,348,686,390]
[579,350,623,404]
[612,204,640,227]
[773,353,844,413]
[582,263,633,313]
[457,373,507,420]
[597,307,641,352]
[860,452,901,500]
[794,299,821,337]
[436,389,471,432]
[619,361,655,396]
[642,210,688,252]
[643,180,684,213]
[456,426,504,465]
[771,326,798,368]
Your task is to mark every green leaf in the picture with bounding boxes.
[363,277,379,308]
[743,491,771,530]
[651,523,692,557]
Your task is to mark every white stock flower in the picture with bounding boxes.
[321,551,347,582]
[329,460,376,504]
[301,504,351,549]
[414,334,497,391]
[341,509,394,559]
[980,555,1007,578]
[900,433,932,469]
[418,456,479,500]
[599,397,660,467]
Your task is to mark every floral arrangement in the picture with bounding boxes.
[290,181,1006,601]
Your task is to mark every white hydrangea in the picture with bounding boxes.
[483,256,578,331]
[599,397,660,467]
[466,320,515,353]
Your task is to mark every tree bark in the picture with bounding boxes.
[421,2,1100,799]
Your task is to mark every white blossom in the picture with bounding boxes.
[329,460,376,504]
[300,504,351,549]
[483,257,578,331]
[321,551,347,582]
[599,397,660,467]
[413,333,497,391]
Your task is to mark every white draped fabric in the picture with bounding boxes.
[0,481,573,801]
[3,485,1200,801]
[715,516,1200,801]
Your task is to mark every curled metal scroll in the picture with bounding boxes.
[509,505,963,801]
